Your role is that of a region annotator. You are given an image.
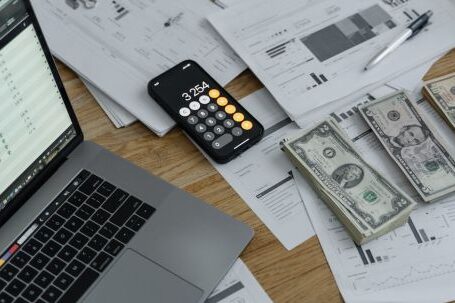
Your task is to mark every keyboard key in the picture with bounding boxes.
[0,292,13,303]
[99,222,119,239]
[126,215,146,232]
[97,181,116,197]
[21,284,42,302]
[68,191,87,207]
[102,189,128,213]
[64,216,84,233]
[34,226,54,244]
[136,203,155,219]
[110,196,142,226]
[75,204,95,220]
[76,247,97,264]
[45,215,65,231]
[91,252,113,272]
[53,228,73,245]
[22,239,42,256]
[58,268,99,303]
[88,234,108,251]
[42,285,62,303]
[65,260,85,277]
[0,280,5,291]
[13,298,27,303]
[0,265,19,282]
[42,240,62,258]
[30,253,50,270]
[68,233,89,250]
[34,271,54,289]
[58,246,77,263]
[79,175,103,195]
[10,252,31,269]
[91,209,110,225]
[57,203,76,219]
[46,258,66,275]
[115,227,135,244]
[104,239,124,256]
[53,272,73,291]
[80,221,100,238]
[86,193,106,209]
[5,279,25,297]
[17,266,38,283]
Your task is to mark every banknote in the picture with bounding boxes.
[281,119,416,244]
[360,91,455,202]
[423,72,455,129]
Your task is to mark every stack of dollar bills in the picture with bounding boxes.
[281,119,416,245]
[423,72,455,130]
[360,91,455,202]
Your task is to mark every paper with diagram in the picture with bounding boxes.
[208,0,455,126]
[293,84,455,302]
[206,259,272,303]
[31,0,246,136]
[209,89,315,250]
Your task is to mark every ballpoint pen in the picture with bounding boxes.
[364,10,433,71]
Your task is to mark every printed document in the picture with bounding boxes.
[31,0,246,136]
[293,78,455,302]
[207,259,273,303]
[209,0,455,125]
[210,89,315,250]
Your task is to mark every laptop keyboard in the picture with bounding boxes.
[0,170,155,303]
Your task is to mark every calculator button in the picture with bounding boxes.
[212,134,233,150]
[214,125,225,135]
[189,101,200,111]
[209,89,220,99]
[215,111,226,120]
[233,112,244,122]
[207,103,218,112]
[241,120,253,130]
[197,110,208,119]
[203,132,215,141]
[225,105,236,114]
[199,95,210,104]
[232,127,243,137]
[217,97,228,107]
[195,124,207,133]
[179,107,191,117]
[223,119,234,128]
[205,117,217,127]
[187,116,198,125]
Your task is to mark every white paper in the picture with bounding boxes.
[31,0,246,136]
[209,89,315,250]
[82,79,137,128]
[293,72,455,302]
[209,0,455,125]
[207,259,273,303]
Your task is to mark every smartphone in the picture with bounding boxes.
[148,60,264,164]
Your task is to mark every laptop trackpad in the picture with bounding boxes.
[83,249,203,303]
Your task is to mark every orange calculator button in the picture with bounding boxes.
[209,89,220,99]
[217,97,228,106]
[241,120,253,130]
[233,112,244,122]
[225,105,236,114]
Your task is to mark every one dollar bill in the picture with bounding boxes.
[423,72,455,130]
[360,91,455,202]
[281,119,416,245]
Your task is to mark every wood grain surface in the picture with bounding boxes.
[58,49,455,303]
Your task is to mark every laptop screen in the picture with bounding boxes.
[0,0,77,210]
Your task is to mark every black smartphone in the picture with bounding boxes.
[148,60,264,164]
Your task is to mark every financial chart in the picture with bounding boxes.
[0,24,72,196]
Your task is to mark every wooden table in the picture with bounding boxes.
[58,49,455,303]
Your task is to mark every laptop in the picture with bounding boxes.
[0,1,253,302]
